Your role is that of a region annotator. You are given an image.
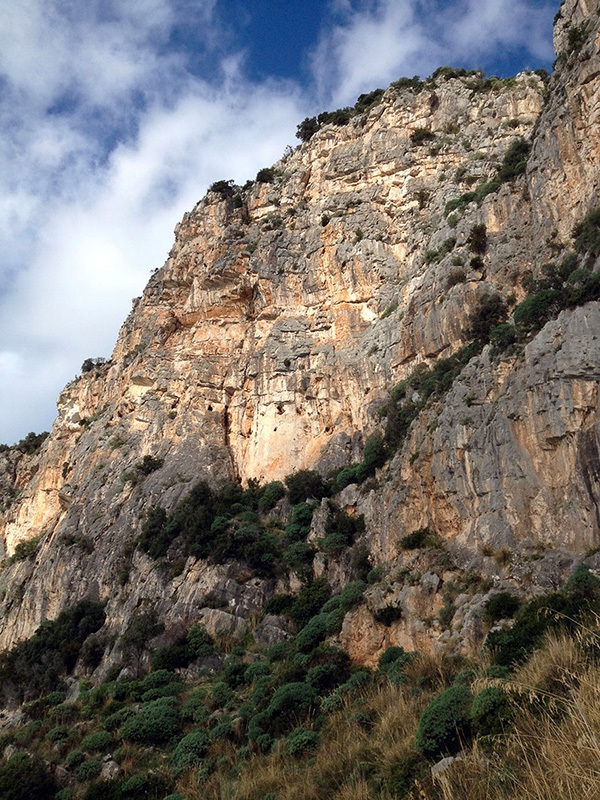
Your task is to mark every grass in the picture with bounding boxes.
[1,608,600,798]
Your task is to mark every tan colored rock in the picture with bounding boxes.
[0,2,599,665]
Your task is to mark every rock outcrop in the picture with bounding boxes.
[0,0,599,666]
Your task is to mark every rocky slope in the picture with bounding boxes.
[0,0,599,668]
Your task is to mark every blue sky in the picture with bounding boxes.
[0,0,558,444]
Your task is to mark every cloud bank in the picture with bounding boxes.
[314,0,556,105]
[0,0,555,443]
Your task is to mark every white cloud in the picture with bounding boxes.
[313,0,555,107]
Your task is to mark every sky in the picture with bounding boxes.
[0,0,558,445]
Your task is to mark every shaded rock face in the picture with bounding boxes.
[0,1,599,662]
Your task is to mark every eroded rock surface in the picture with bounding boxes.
[0,0,599,665]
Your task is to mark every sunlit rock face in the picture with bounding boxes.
[0,0,599,664]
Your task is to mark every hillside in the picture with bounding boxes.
[0,0,599,796]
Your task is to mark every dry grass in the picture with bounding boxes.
[175,682,435,800]
[174,624,600,800]
[438,628,600,800]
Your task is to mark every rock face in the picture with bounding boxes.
[0,0,599,663]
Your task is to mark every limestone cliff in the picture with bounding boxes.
[0,0,599,667]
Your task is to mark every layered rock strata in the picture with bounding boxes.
[0,0,599,664]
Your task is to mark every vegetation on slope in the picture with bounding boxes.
[0,566,599,798]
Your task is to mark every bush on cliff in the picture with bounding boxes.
[0,600,105,702]
[0,753,57,800]
[415,685,473,758]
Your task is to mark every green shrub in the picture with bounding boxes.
[318,107,353,126]
[513,289,561,333]
[172,729,210,772]
[80,783,121,800]
[285,470,328,505]
[265,594,295,615]
[467,223,487,254]
[258,481,285,512]
[120,609,164,668]
[431,66,470,81]
[384,344,479,453]
[186,623,215,658]
[104,706,135,731]
[65,749,86,769]
[283,541,315,575]
[565,564,600,598]
[335,465,360,491]
[285,502,314,542]
[325,607,345,635]
[120,699,180,744]
[573,207,600,257]
[337,669,373,695]
[141,681,183,702]
[483,592,521,625]
[139,670,180,691]
[361,434,387,474]
[373,605,402,626]
[485,589,599,666]
[15,431,49,455]
[46,724,71,742]
[138,506,170,560]
[471,686,513,738]
[482,664,512,679]
[490,322,517,353]
[135,455,163,475]
[211,681,234,708]
[120,773,171,799]
[287,727,319,756]
[75,759,102,781]
[222,659,247,688]
[415,685,473,759]
[391,75,424,92]
[266,682,318,727]
[81,730,112,752]
[320,506,365,553]
[209,715,234,741]
[296,614,330,653]
[244,661,271,683]
[0,753,57,800]
[377,646,415,685]
[354,88,384,113]
[251,675,274,707]
[340,580,366,611]
[296,116,320,142]
[46,689,67,705]
[306,662,343,693]
[209,179,235,196]
[566,21,590,54]
[410,128,436,146]
[150,641,192,672]
[446,268,466,288]
[439,598,456,629]
[180,692,209,724]
[497,137,530,182]
[469,293,508,342]
[287,578,331,626]
[267,641,293,663]
[321,693,343,712]
[11,536,42,562]
[256,167,276,183]
[79,635,105,668]
[398,527,441,550]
